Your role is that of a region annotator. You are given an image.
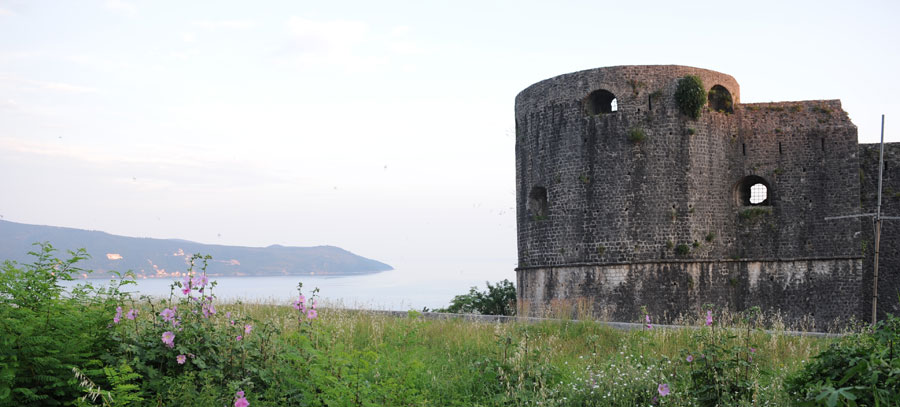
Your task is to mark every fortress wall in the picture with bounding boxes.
[735,101,862,260]
[516,66,742,267]
[517,259,863,329]
[516,65,868,326]
[860,142,900,319]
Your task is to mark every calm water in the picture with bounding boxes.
[61,260,516,311]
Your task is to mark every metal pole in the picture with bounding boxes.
[872,114,885,324]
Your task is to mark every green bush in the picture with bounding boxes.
[628,128,646,143]
[675,75,706,119]
[436,279,517,316]
[0,243,129,406]
[786,314,900,406]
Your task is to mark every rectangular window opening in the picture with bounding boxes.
[778,142,782,154]
[742,143,746,156]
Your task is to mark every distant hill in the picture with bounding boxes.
[0,220,392,279]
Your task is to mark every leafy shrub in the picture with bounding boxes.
[786,314,900,406]
[101,254,309,405]
[740,207,772,221]
[628,128,646,143]
[436,279,516,316]
[681,309,761,407]
[0,243,130,406]
[675,244,690,256]
[675,75,706,119]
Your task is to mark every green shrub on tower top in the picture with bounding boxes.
[675,75,706,119]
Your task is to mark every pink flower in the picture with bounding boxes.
[307,309,318,320]
[176,354,186,364]
[160,308,176,322]
[658,383,670,397]
[162,331,175,348]
[293,295,306,311]
[126,308,138,320]
[244,324,252,334]
[182,275,192,295]
[645,314,652,329]
[234,390,249,407]
[113,306,122,324]
[311,299,317,310]
[192,274,208,288]
[226,311,231,318]
[686,355,694,363]
[236,335,242,341]
[706,310,713,326]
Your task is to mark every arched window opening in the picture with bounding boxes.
[584,89,618,115]
[708,85,734,114]
[749,183,767,204]
[528,186,548,219]
[735,175,772,206]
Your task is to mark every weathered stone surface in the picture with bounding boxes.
[515,65,892,328]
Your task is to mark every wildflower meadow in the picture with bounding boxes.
[1,244,898,406]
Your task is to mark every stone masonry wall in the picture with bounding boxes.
[515,65,866,326]
[860,142,900,319]
[517,259,862,330]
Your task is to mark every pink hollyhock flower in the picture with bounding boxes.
[686,355,694,363]
[658,383,670,397]
[226,311,231,318]
[192,274,208,288]
[182,275,192,294]
[162,331,175,348]
[236,335,242,341]
[645,314,652,329]
[126,308,138,320]
[113,306,122,324]
[307,309,318,320]
[234,390,249,407]
[160,308,176,322]
[176,354,186,365]
[706,310,713,326]
[311,299,317,310]
[298,295,305,304]
[244,324,252,334]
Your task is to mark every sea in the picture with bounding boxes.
[60,259,516,311]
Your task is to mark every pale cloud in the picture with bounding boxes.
[182,32,197,43]
[192,20,255,30]
[0,8,14,16]
[104,0,136,16]
[281,16,388,71]
[0,74,98,94]
[286,16,368,54]
[0,99,17,109]
[37,80,98,93]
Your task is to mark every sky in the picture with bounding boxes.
[1,0,899,284]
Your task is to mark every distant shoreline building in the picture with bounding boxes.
[514,65,898,329]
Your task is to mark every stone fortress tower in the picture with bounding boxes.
[515,65,899,328]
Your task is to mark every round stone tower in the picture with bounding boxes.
[515,65,864,327]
